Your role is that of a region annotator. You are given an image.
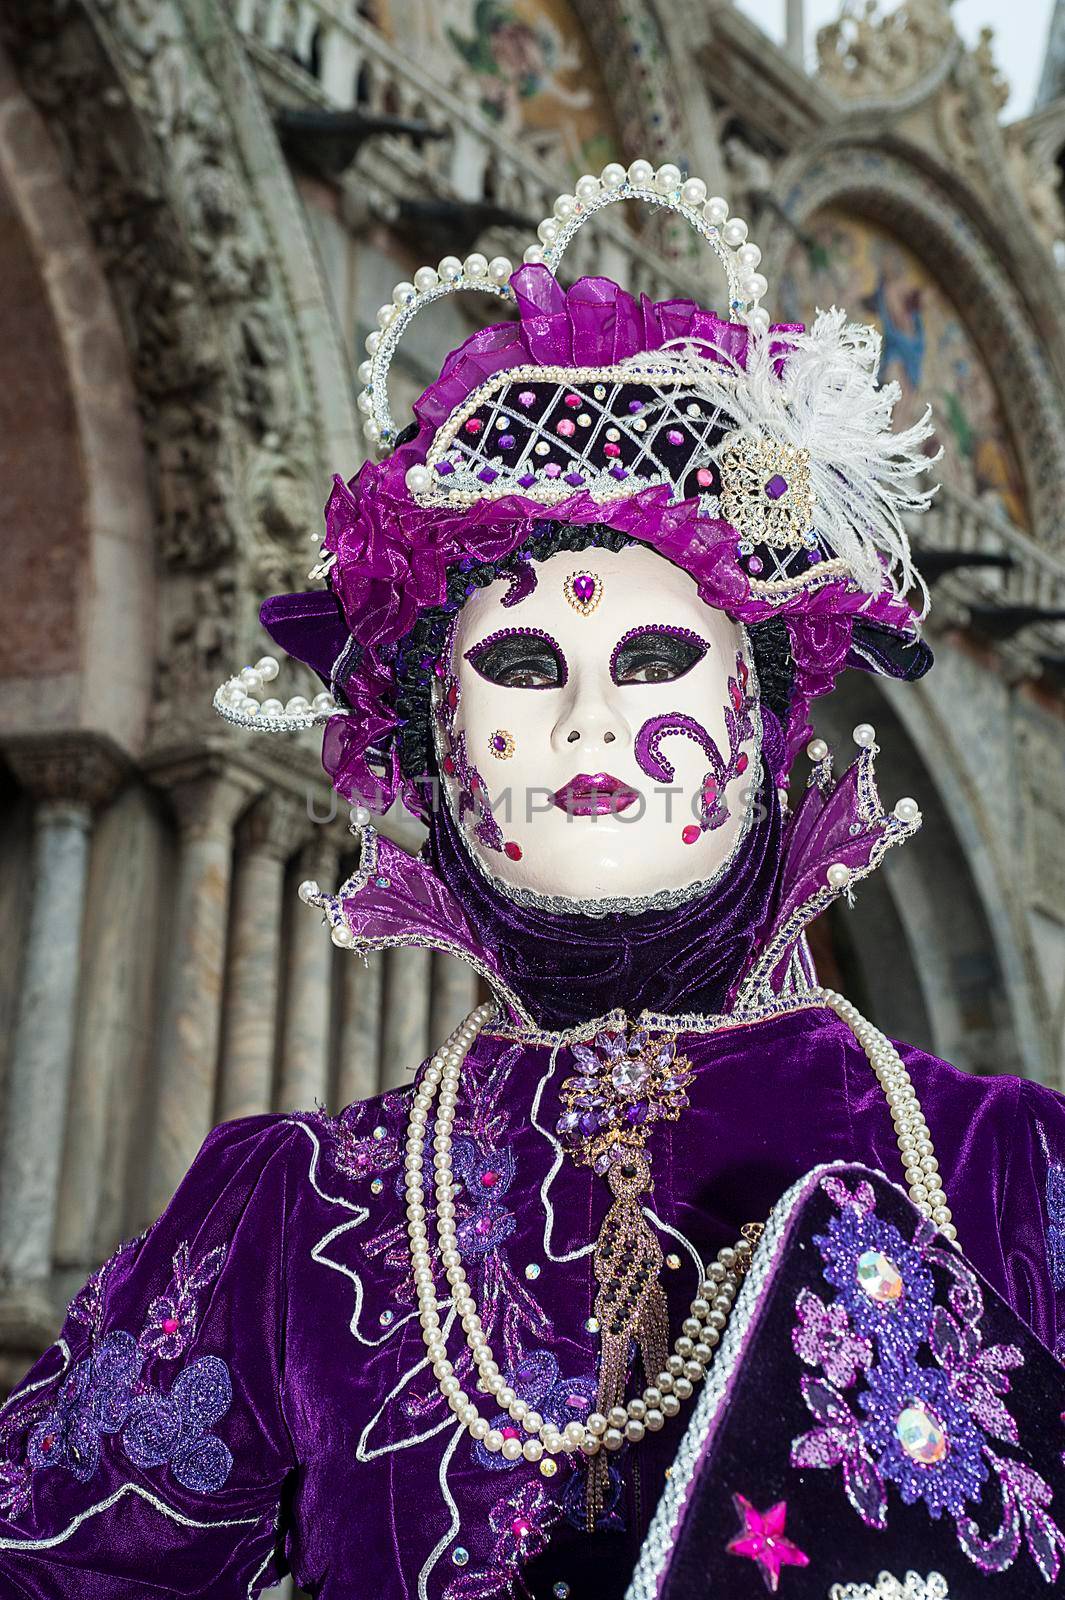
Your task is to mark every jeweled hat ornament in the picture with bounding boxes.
[214,157,939,816]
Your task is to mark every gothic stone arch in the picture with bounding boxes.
[763,141,1065,548]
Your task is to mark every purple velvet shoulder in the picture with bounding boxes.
[874,1032,1065,1359]
[0,1113,310,1596]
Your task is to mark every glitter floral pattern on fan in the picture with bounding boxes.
[790,1175,1065,1580]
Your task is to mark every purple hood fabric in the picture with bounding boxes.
[424,777,785,1031]
[2,1009,1065,1598]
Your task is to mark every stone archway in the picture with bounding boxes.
[808,667,1047,1083]
[0,44,155,757]
[763,141,1065,544]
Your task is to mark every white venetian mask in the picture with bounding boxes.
[432,542,761,909]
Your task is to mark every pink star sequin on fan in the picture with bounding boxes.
[726,1494,810,1593]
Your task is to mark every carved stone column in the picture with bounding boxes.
[218,793,304,1125]
[429,952,480,1045]
[146,761,259,1221]
[336,947,383,1109]
[379,946,432,1093]
[277,830,341,1113]
[0,737,125,1329]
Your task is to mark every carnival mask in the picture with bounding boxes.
[433,542,761,905]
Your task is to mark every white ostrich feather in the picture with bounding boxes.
[626,308,940,611]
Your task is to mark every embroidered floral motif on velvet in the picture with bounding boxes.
[140,1241,227,1361]
[0,1238,144,1517]
[1037,1121,1065,1291]
[792,1288,872,1390]
[16,1243,235,1501]
[790,1177,1065,1580]
[442,1479,563,1600]
[391,1045,554,1432]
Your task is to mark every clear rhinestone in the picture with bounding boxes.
[856,1249,905,1303]
[612,1058,649,1096]
[451,1546,470,1567]
[525,1262,541,1280]
[896,1401,948,1464]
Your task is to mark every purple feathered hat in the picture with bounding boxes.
[217,165,938,818]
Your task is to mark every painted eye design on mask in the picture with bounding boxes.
[610,625,710,686]
[464,627,569,689]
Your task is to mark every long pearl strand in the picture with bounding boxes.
[405,992,956,1467]
[818,988,956,1243]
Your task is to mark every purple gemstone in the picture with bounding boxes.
[764,474,788,500]
[478,467,498,483]
[666,429,684,447]
[557,1112,580,1135]
[628,400,644,414]
[435,461,454,476]
[807,547,821,564]
[564,472,584,486]
[518,472,536,487]
[593,1153,611,1175]
[654,1040,676,1067]
[579,1111,600,1137]
[624,1101,649,1125]
[573,574,596,604]
[572,1043,599,1073]
[747,555,764,575]
[544,463,562,479]
[627,1029,648,1054]
[609,465,628,479]
[596,1032,625,1057]
[498,434,516,450]
[518,391,536,407]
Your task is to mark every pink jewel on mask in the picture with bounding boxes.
[564,571,602,616]
[682,825,700,845]
[518,391,536,407]
[556,418,576,437]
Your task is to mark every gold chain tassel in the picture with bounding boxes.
[585,1151,667,1530]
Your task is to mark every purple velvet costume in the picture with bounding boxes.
[2,773,1065,1600]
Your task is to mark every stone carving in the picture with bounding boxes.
[1019,719,1065,924]
[816,0,956,107]
[1,0,320,753]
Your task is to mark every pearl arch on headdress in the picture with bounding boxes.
[359,159,767,459]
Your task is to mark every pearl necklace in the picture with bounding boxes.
[403,991,956,1473]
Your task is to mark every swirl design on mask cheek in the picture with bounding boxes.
[634,652,758,835]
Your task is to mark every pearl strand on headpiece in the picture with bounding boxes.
[405,992,956,1470]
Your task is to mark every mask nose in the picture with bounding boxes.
[552,674,630,758]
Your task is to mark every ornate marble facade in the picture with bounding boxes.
[1,13,1065,1581]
